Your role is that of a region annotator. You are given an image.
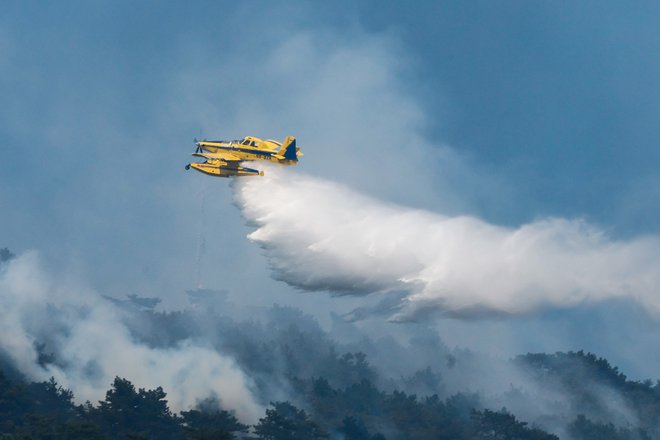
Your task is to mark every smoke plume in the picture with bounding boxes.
[0,252,262,422]
[234,166,660,320]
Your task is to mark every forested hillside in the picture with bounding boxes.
[1,249,659,439]
[1,351,657,439]
[0,367,560,439]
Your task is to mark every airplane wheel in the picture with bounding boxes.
[185,164,190,170]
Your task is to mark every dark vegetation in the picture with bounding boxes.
[0,370,561,439]
[3,323,659,439]
[0,373,247,439]
[2,251,660,439]
[4,349,659,439]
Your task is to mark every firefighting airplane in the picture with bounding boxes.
[185,135,302,177]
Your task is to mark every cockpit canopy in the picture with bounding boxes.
[240,137,258,147]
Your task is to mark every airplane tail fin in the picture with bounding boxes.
[278,136,298,161]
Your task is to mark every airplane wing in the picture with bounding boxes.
[192,151,241,162]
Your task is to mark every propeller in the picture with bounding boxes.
[194,138,202,153]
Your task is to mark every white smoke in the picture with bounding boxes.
[0,251,262,422]
[234,166,660,320]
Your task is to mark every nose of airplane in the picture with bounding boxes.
[193,138,203,153]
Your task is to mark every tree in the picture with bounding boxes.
[94,377,181,439]
[471,408,558,440]
[253,402,327,440]
[567,414,651,440]
[338,416,384,440]
[0,371,29,434]
[26,377,76,421]
[180,408,248,440]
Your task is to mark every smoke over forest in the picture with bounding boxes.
[0,251,261,422]
[1,247,659,439]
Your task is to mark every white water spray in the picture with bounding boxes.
[234,166,660,320]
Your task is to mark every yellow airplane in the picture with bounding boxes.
[185,135,302,177]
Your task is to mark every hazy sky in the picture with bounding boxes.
[2,2,660,378]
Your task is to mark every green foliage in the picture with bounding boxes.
[516,351,660,437]
[402,366,443,397]
[0,373,106,439]
[567,414,651,440]
[6,353,655,440]
[338,416,386,440]
[180,408,248,439]
[92,377,181,440]
[0,371,29,432]
[2,301,659,440]
[26,377,75,420]
[253,401,328,440]
[291,374,564,440]
[471,408,558,440]
[54,421,106,440]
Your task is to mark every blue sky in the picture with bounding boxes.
[357,1,660,229]
[2,2,660,377]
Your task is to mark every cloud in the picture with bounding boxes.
[0,252,262,422]
[234,165,660,320]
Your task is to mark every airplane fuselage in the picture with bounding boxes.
[186,135,301,177]
[196,137,298,166]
